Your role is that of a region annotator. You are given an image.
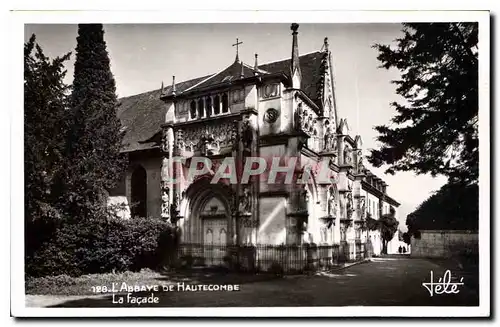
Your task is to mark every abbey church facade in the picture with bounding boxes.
[111,24,399,261]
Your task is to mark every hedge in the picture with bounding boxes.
[25,216,180,277]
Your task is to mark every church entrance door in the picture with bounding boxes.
[199,196,228,266]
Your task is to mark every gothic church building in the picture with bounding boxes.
[111,24,399,260]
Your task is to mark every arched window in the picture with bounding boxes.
[205,97,212,117]
[222,93,229,113]
[197,99,205,118]
[190,100,197,119]
[131,166,147,218]
[219,228,227,244]
[205,229,213,244]
[213,95,221,115]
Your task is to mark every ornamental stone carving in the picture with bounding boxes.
[160,180,170,219]
[327,185,337,217]
[344,146,352,165]
[241,116,253,152]
[263,108,279,124]
[231,120,239,152]
[357,151,365,173]
[198,133,220,156]
[182,120,234,154]
[171,192,180,218]
[239,185,252,215]
[175,129,185,154]
[294,101,318,136]
[294,103,303,131]
[346,191,354,219]
[161,128,169,153]
[323,126,336,152]
[359,197,366,220]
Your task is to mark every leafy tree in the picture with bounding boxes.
[406,181,478,236]
[365,212,379,231]
[379,207,399,254]
[364,210,398,254]
[61,24,126,218]
[402,232,411,245]
[368,23,478,185]
[24,34,71,222]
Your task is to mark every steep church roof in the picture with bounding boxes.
[182,60,260,93]
[118,51,324,153]
[118,76,209,152]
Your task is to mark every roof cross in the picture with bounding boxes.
[232,38,243,62]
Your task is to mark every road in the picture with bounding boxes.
[27,257,479,308]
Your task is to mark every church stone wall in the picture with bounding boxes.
[258,197,287,244]
[258,144,288,193]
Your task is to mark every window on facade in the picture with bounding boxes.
[205,97,212,117]
[263,83,279,98]
[190,100,197,119]
[213,95,221,115]
[197,99,205,118]
[222,93,229,113]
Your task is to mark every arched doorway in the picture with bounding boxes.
[181,177,233,266]
[131,166,147,218]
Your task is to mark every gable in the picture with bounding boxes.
[118,51,325,153]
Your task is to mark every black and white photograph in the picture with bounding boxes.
[10,9,490,318]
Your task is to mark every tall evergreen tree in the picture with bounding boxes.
[63,24,126,218]
[24,34,71,221]
[368,23,478,184]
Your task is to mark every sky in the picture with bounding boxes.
[24,23,448,230]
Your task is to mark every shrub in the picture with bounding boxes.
[25,216,180,277]
[180,255,194,268]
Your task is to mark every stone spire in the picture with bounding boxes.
[233,38,243,63]
[171,75,176,96]
[290,23,302,89]
[160,81,164,95]
[317,35,338,129]
[254,53,259,75]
